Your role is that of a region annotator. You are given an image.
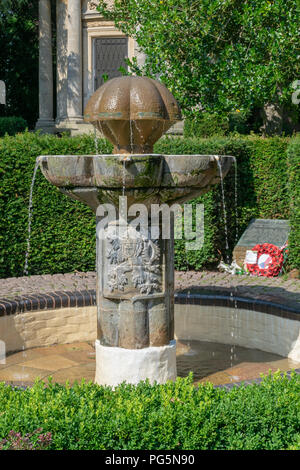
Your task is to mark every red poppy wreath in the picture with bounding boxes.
[246,243,284,277]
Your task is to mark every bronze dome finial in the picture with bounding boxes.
[84,76,181,154]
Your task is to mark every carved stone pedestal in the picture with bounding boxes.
[95,218,177,386]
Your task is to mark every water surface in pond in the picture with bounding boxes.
[176,340,289,384]
[1,340,298,387]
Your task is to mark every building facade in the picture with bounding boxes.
[36,0,146,135]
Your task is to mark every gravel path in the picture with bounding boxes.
[0,270,299,309]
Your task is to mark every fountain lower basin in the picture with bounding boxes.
[1,296,299,387]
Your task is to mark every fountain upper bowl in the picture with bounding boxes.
[39,154,233,208]
[39,154,232,188]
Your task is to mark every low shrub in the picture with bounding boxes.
[0,428,52,450]
[0,116,27,136]
[0,373,299,450]
[287,136,300,270]
[0,131,112,277]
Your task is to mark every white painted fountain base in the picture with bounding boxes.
[95,339,177,387]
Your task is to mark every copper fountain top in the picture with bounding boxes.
[84,76,182,154]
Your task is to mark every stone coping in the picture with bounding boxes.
[0,287,299,322]
[0,290,97,316]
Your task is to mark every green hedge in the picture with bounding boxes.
[0,373,300,450]
[0,116,27,137]
[184,113,229,138]
[287,136,300,270]
[184,111,251,138]
[157,134,290,270]
[0,132,112,278]
[0,131,291,277]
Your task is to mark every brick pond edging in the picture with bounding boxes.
[0,290,97,317]
[0,270,299,318]
[0,288,299,321]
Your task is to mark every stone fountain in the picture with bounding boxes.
[39,76,232,387]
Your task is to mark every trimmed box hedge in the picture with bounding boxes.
[157,134,290,270]
[0,373,300,450]
[0,131,293,277]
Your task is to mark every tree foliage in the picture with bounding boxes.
[98,0,300,123]
[0,0,39,127]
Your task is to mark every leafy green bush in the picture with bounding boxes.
[0,1,39,128]
[98,0,299,137]
[184,113,229,138]
[0,116,27,136]
[0,132,291,276]
[228,111,250,134]
[0,373,299,450]
[287,136,300,270]
[184,111,250,138]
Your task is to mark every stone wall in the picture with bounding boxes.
[0,306,97,353]
[175,304,300,362]
[1,301,300,361]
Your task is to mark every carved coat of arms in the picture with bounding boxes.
[106,225,161,295]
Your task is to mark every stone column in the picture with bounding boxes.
[56,0,68,124]
[36,0,54,132]
[94,213,177,387]
[66,0,83,122]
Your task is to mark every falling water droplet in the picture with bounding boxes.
[122,157,126,198]
[215,156,230,264]
[24,159,40,276]
[186,290,191,348]
[94,127,98,154]
[232,156,239,243]
[129,120,134,153]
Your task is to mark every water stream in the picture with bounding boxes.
[24,158,40,276]
[215,156,230,264]
[20,159,41,385]
[215,156,239,367]
[129,119,134,153]
[232,156,239,244]
[94,127,98,155]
